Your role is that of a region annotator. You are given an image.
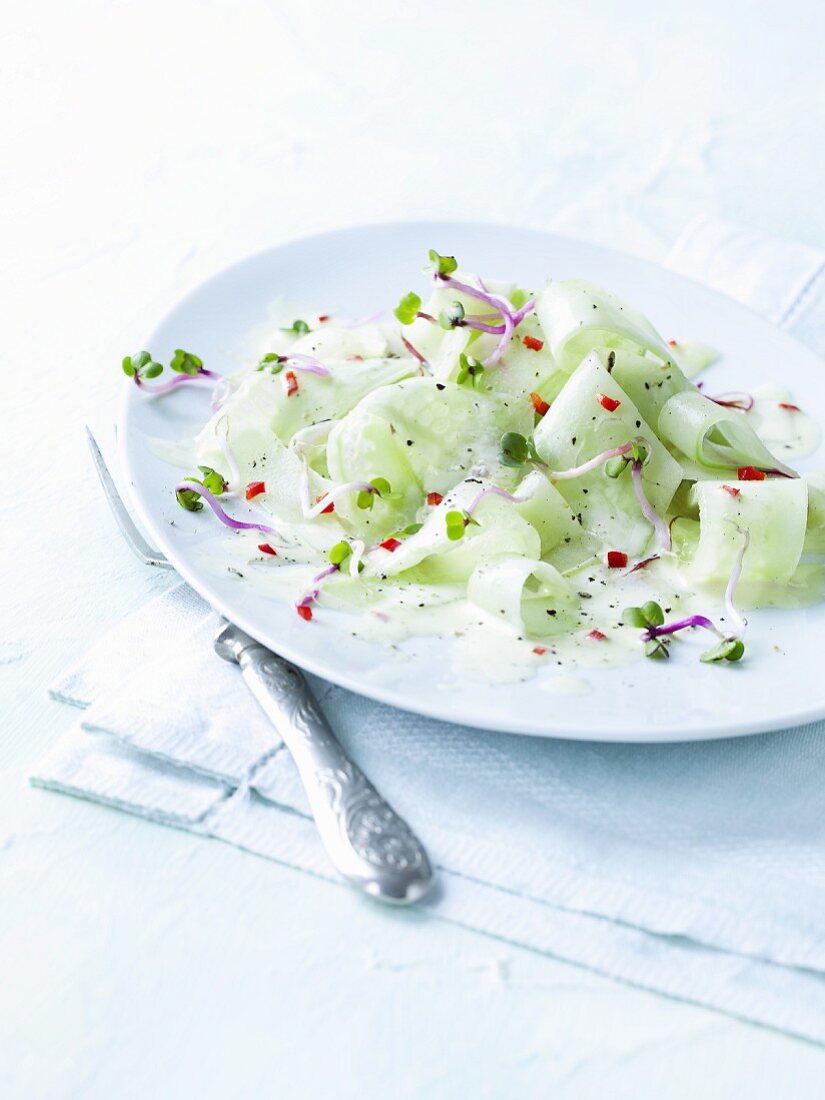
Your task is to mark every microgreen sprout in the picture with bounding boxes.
[499,431,531,467]
[439,301,466,329]
[457,354,485,387]
[356,476,398,510]
[122,351,163,380]
[394,292,422,325]
[425,250,536,365]
[170,349,204,376]
[445,510,469,541]
[700,638,745,663]
[329,541,352,566]
[122,348,218,395]
[283,319,310,335]
[427,250,458,277]
[623,600,743,664]
[257,353,285,374]
[174,479,275,534]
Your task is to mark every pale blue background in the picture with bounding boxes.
[3,1,825,1096]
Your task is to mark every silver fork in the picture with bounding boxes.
[86,428,434,904]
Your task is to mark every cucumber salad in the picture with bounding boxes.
[123,249,825,682]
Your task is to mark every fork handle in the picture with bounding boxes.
[230,637,433,904]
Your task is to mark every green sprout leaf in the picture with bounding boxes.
[623,601,665,629]
[604,455,629,479]
[456,353,484,386]
[394,292,421,325]
[329,541,352,566]
[283,319,310,335]
[642,601,665,626]
[499,431,530,468]
[257,352,285,374]
[170,349,204,376]
[175,487,203,512]
[197,466,227,495]
[439,301,465,329]
[445,510,466,541]
[391,523,423,538]
[427,249,458,277]
[122,351,162,379]
[622,606,650,629]
[510,288,530,310]
[644,637,670,660]
[356,489,375,510]
[701,638,745,664]
[630,439,649,465]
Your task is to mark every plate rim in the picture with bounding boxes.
[118,219,825,743]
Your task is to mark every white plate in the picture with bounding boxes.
[120,222,825,742]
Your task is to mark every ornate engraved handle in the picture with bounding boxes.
[214,621,434,904]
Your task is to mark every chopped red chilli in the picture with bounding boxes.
[668,339,679,347]
[347,355,364,361]
[380,538,401,552]
[285,370,299,396]
[426,492,444,506]
[597,393,621,412]
[316,495,335,514]
[588,629,608,641]
[245,481,266,500]
[779,402,801,411]
[523,335,544,352]
[606,550,628,568]
[296,604,313,621]
[318,314,330,323]
[738,466,766,481]
[530,392,550,416]
[532,646,547,655]
[258,543,277,556]
[722,485,741,498]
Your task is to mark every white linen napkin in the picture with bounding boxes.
[34,218,825,1044]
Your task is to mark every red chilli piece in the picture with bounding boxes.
[722,485,741,498]
[668,339,679,348]
[523,335,544,352]
[779,402,801,412]
[318,314,330,323]
[597,393,621,412]
[380,538,401,552]
[588,629,608,641]
[532,646,547,656]
[316,494,335,514]
[737,466,766,482]
[347,355,364,361]
[285,370,299,396]
[245,481,266,500]
[606,550,628,569]
[530,392,550,417]
[426,492,444,506]
[258,543,277,556]
[296,604,313,621]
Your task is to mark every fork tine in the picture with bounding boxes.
[85,427,174,569]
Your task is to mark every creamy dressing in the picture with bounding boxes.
[748,383,821,461]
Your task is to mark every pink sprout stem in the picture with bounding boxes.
[401,334,430,368]
[465,485,525,519]
[644,615,724,642]
[631,460,671,552]
[547,442,634,481]
[281,354,330,376]
[176,480,275,534]
[135,368,219,395]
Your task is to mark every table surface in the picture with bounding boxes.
[3,1,825,1096]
